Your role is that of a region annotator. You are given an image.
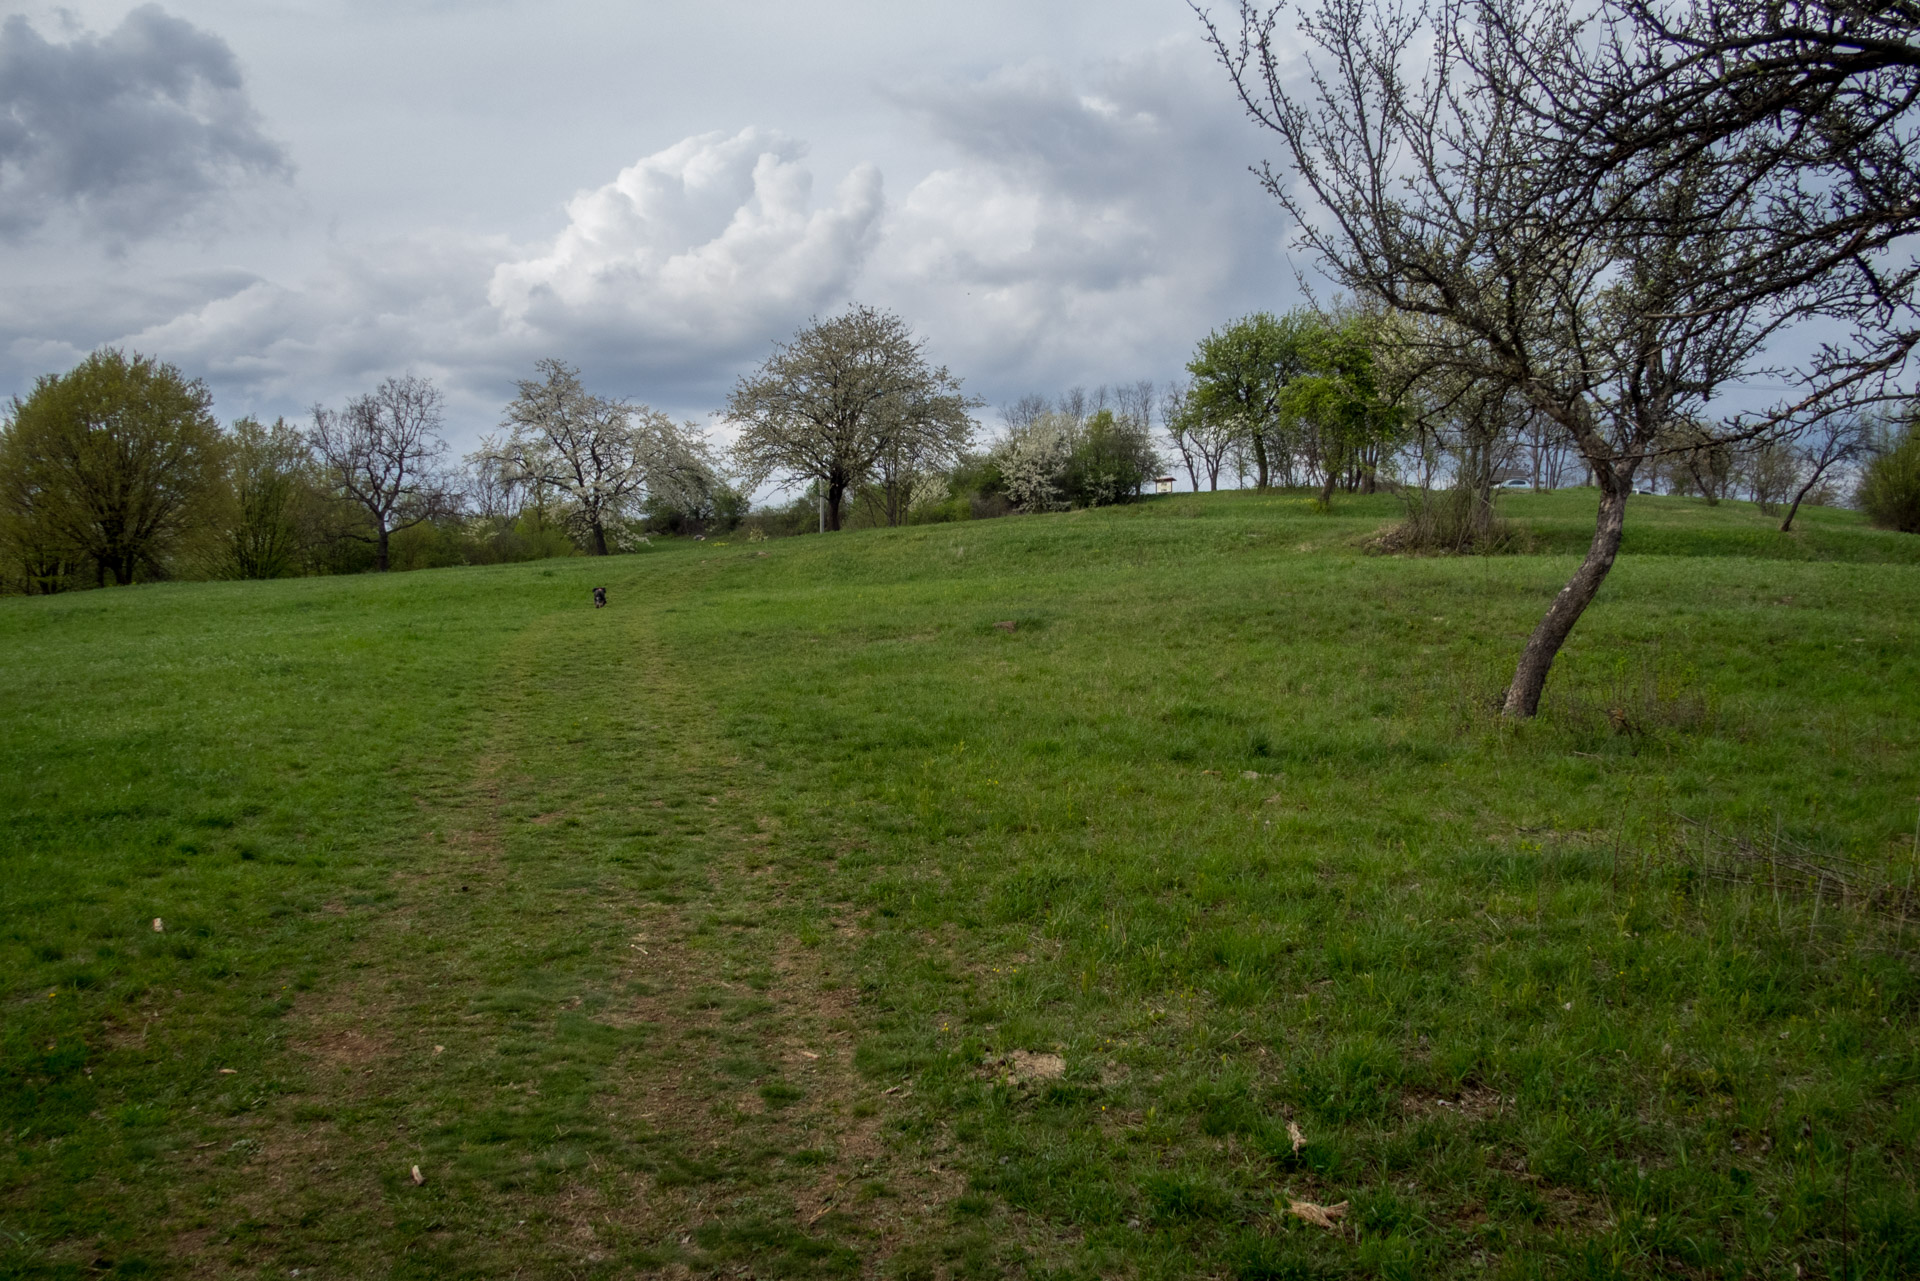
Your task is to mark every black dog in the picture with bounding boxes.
[592,586,607,609]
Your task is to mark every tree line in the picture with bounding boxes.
[0,305,1175,594]
[6,289,1913,596]
[0,350,731,593]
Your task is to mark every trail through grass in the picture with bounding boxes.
[4,489,1919,1279]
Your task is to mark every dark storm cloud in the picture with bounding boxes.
[0,5,289,239]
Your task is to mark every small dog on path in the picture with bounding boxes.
[592,586,607,609]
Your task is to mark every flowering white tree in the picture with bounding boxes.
[727,306,977,530]
[486,360,716,555]
[993,414,1072,513]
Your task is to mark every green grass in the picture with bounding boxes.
[3,488,1917,1279]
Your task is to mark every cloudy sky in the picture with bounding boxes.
[0,0,1308,447]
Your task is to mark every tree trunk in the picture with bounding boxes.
[1502,481,1630,717]
[1780,469,1824,533]
[375,526,391,572]
[1472,482,1495,538]
[589,516,609,556]
[826,479,846,531]
[1251,431,1270,489]
[1318,468,1338,506]
[102,547,135,586]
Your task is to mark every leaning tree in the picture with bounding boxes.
[1198,0,1852,716]
[728,306,977,531]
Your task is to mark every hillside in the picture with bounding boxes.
[3,489,1918,1280]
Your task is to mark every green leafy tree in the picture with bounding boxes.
[218,417,312,579]
[1278,311,1403,506]
[0,349,223,588]
[1859,418,1920,534]
[1063,408,1160,507]
[1185,312,1311,488]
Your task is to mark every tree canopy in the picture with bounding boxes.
[488,360,717,555]
[1184,311,1311,489]
[0,349,222,588]
[728,306,977,531]
[1276,309,1403,505]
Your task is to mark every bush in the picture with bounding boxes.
[643,481,750,536]
[989,412,1159,512]
[1063,409,1158,507]
[1370,486,1528,554]
[1859,423,1920,533]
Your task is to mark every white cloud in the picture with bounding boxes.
[488,128,884,365]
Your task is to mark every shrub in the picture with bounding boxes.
[990,411,1159,512]
[1858,422,1920,533]
[1063,409,1158,507]
[1370,486,1527,554]
[994,415,1072,512]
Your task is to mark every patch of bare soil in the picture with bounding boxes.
[1401,1085,1509,1121]
[301,1026,388,1071]
[982,1050,1067,1085]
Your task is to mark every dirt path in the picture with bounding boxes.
[198,597,968,1277]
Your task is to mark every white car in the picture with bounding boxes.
[1497,478,1531,489]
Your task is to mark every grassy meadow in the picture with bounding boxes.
[3,488,1919,1280]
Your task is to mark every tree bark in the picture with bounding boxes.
[1251,432,1270,489]
[588,516,609,555]
[375,526,391,573]
[1502,481,1630,717]
[826,478,846,531]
